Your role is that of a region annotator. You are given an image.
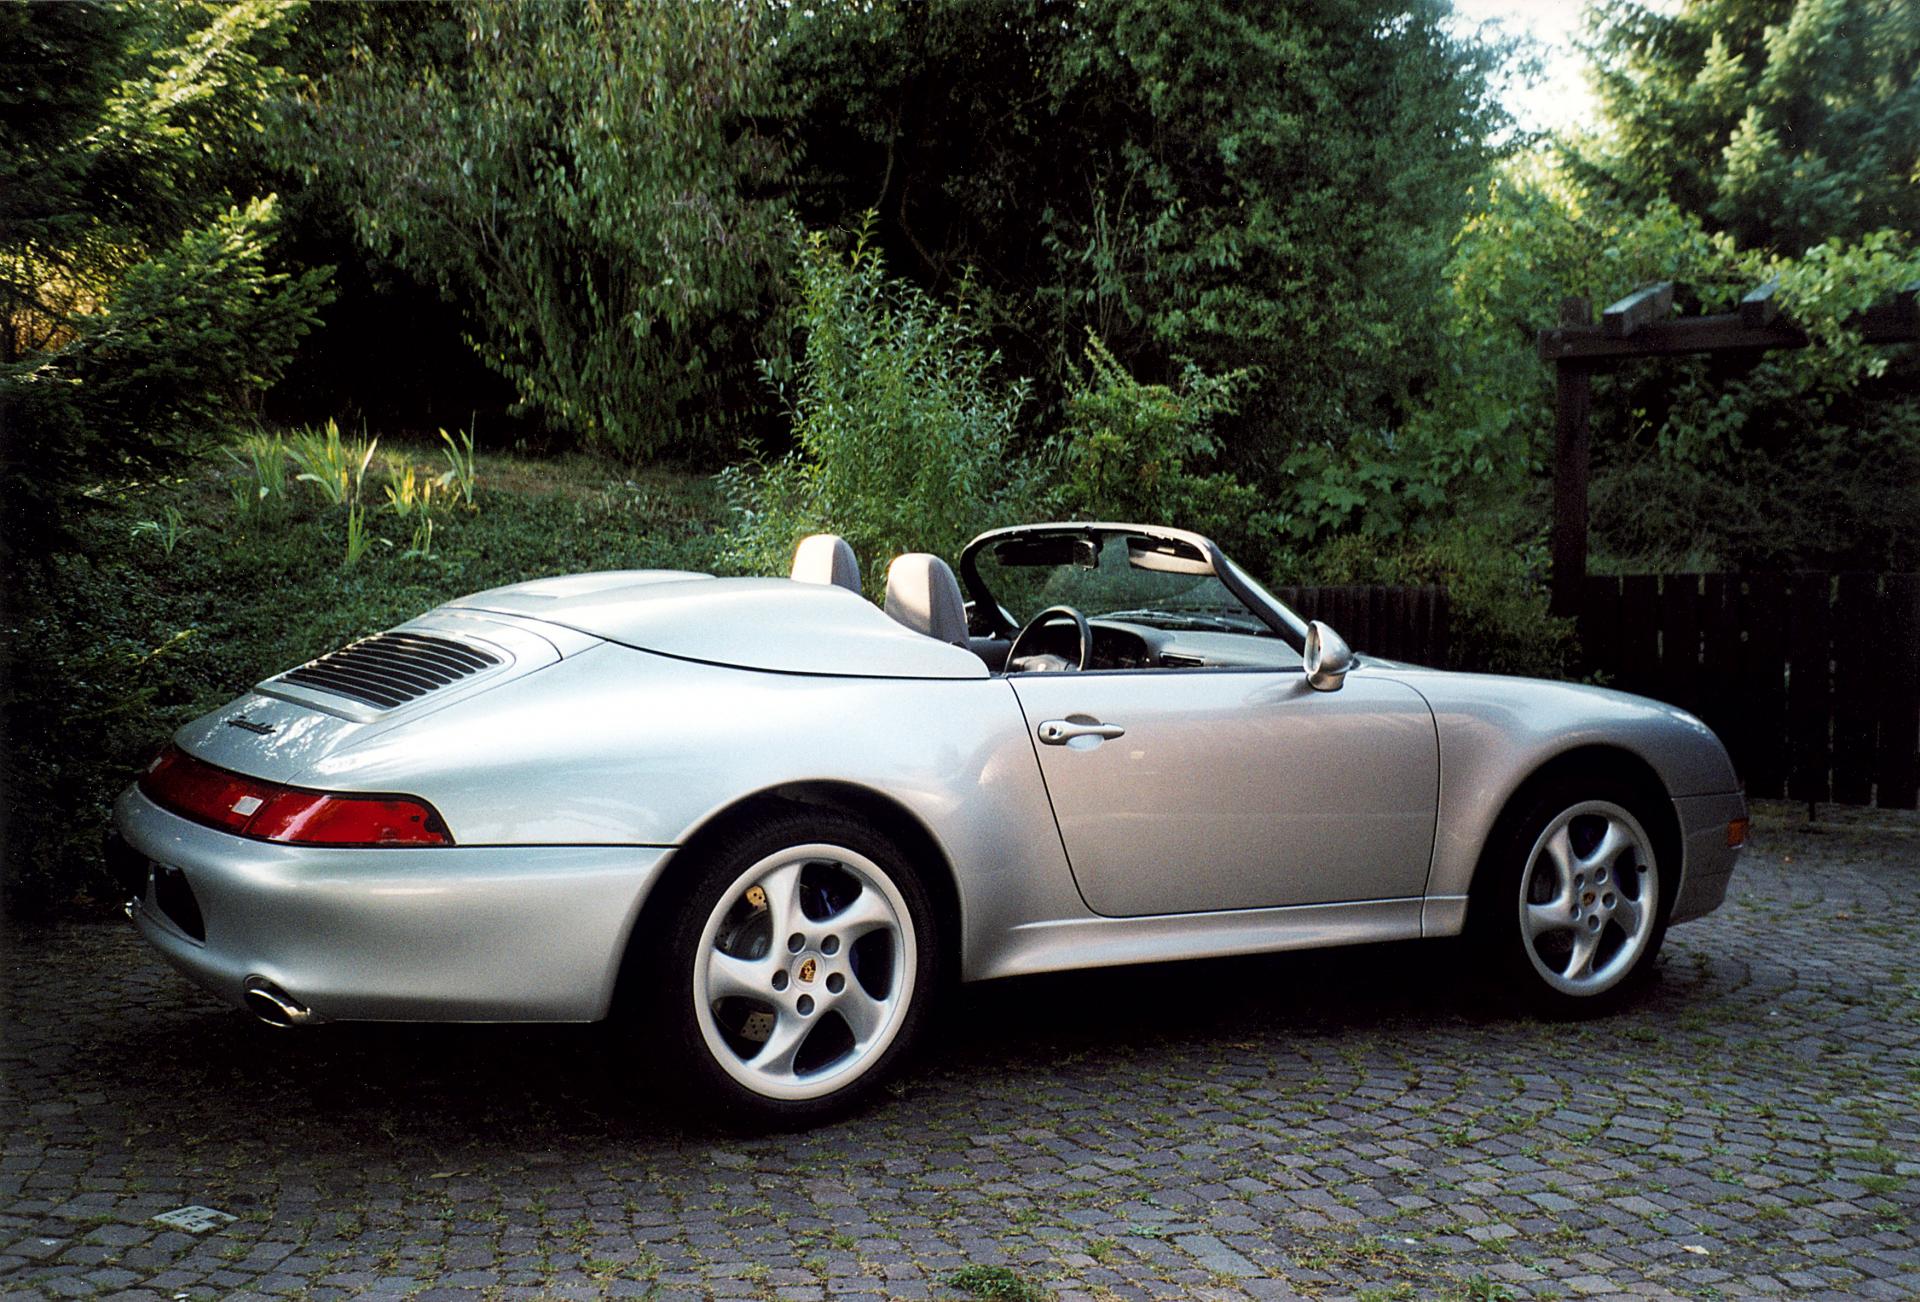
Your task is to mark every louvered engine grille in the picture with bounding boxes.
[277,632,500,710]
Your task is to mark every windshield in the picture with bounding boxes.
[972,532,1279,636]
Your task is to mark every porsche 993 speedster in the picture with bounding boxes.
[110,522,1748,1122]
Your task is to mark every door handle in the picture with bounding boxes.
[1037,717,1126,746]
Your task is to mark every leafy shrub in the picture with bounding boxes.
[722,223,1036,590]
[1049,332,1267,554]
[2,196,331,558]
[1418,154,1920,574]
[295,0,790,459]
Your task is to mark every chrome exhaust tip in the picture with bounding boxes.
[242,976,318,1027]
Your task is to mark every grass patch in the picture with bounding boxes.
[947,1264,1050,1301]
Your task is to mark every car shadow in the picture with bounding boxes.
[65,932,1683,1151]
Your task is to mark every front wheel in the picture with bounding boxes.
[653,811,938,1124]
[1478,780,1670,1014]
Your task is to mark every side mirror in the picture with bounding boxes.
[1303,620,1353,692]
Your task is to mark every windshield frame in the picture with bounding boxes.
[957,522,1310,650]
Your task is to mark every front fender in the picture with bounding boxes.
[1386,671,1740,913]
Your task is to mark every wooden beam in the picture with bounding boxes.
[1602,281,1674,338]
[1741,278,1780,328]
[1551,297,1592,619]
[1541,313,1807,361]
[1855,283,1919,342]
[1540,284,1919,363]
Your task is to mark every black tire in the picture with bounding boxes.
[1472,775,1672,1016]
[645,809,940,1127]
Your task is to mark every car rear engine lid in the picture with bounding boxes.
[173,614,573,785]
[451,572,988,679]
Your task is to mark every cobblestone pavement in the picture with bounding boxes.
[3,803,1916,1302]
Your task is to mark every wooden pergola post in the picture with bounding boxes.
[1549,297,1592,619]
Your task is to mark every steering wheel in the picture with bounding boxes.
[1006,604,1092,672]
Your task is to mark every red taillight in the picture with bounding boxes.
[139,746,452,846]
[246,789,453,846]
[139,747,261,835]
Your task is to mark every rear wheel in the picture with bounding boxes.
[652,811,938,1124]
[1478,778,1669,1014]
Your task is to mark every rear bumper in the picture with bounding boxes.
[113,786,673,1022]
[1669,790,1747,925]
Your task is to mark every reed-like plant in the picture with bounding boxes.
[437,426,478,508]
[130,505,188,557]
[289,419,378,508]
[404,512,434,559]
[385,464,429,517]
[343,503,371,567]
[227,432,289,518]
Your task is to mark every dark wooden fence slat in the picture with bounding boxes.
[1620,575,1660,696]
[1740,574,1789,798]
[1345,586,1371,651]
[1786,573,1833,804]
[1569,568,1920,809]
[1698,575,1738,754]
[1264,584,1451,668]
[1580,575,1623,687]
[1658,574,1702,714]
[1831,572,1879,805]
[1879,574,1920,809]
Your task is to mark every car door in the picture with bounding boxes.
[1008,668,1438,916]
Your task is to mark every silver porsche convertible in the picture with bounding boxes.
[110,522,1748,1122]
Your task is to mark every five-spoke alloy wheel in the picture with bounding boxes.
[1479,777,1671,1014]
[1516,800,1659,997]
[652,810,938,1124]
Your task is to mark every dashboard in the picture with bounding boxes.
[1000,619,1304,673]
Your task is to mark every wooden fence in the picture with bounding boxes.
[1579,572,1920,810]
[1273,584,1451,668]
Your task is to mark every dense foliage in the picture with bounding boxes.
[1540,0,1920,570]
[292,0,791,460]
[0,0,329,558]
[722,224,1035,592]
[1577,0,1919,253]
[779,0,1508,483]
[1050,333,1260,551]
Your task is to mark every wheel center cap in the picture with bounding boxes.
[796,957,818,985]
[1581,891,1597,908]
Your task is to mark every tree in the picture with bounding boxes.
[1576,0,1920,254]
[291,0,792,460]
[0,0,330,559]
[777,0,1510,484]
[1426,153,1920,575]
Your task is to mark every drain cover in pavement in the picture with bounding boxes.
[153,1206,237,1233]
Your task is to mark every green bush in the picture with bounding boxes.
[721,223,1036,591]
[1049,331,1268,554]
[294,0,790,460]
[2,196,331,558]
